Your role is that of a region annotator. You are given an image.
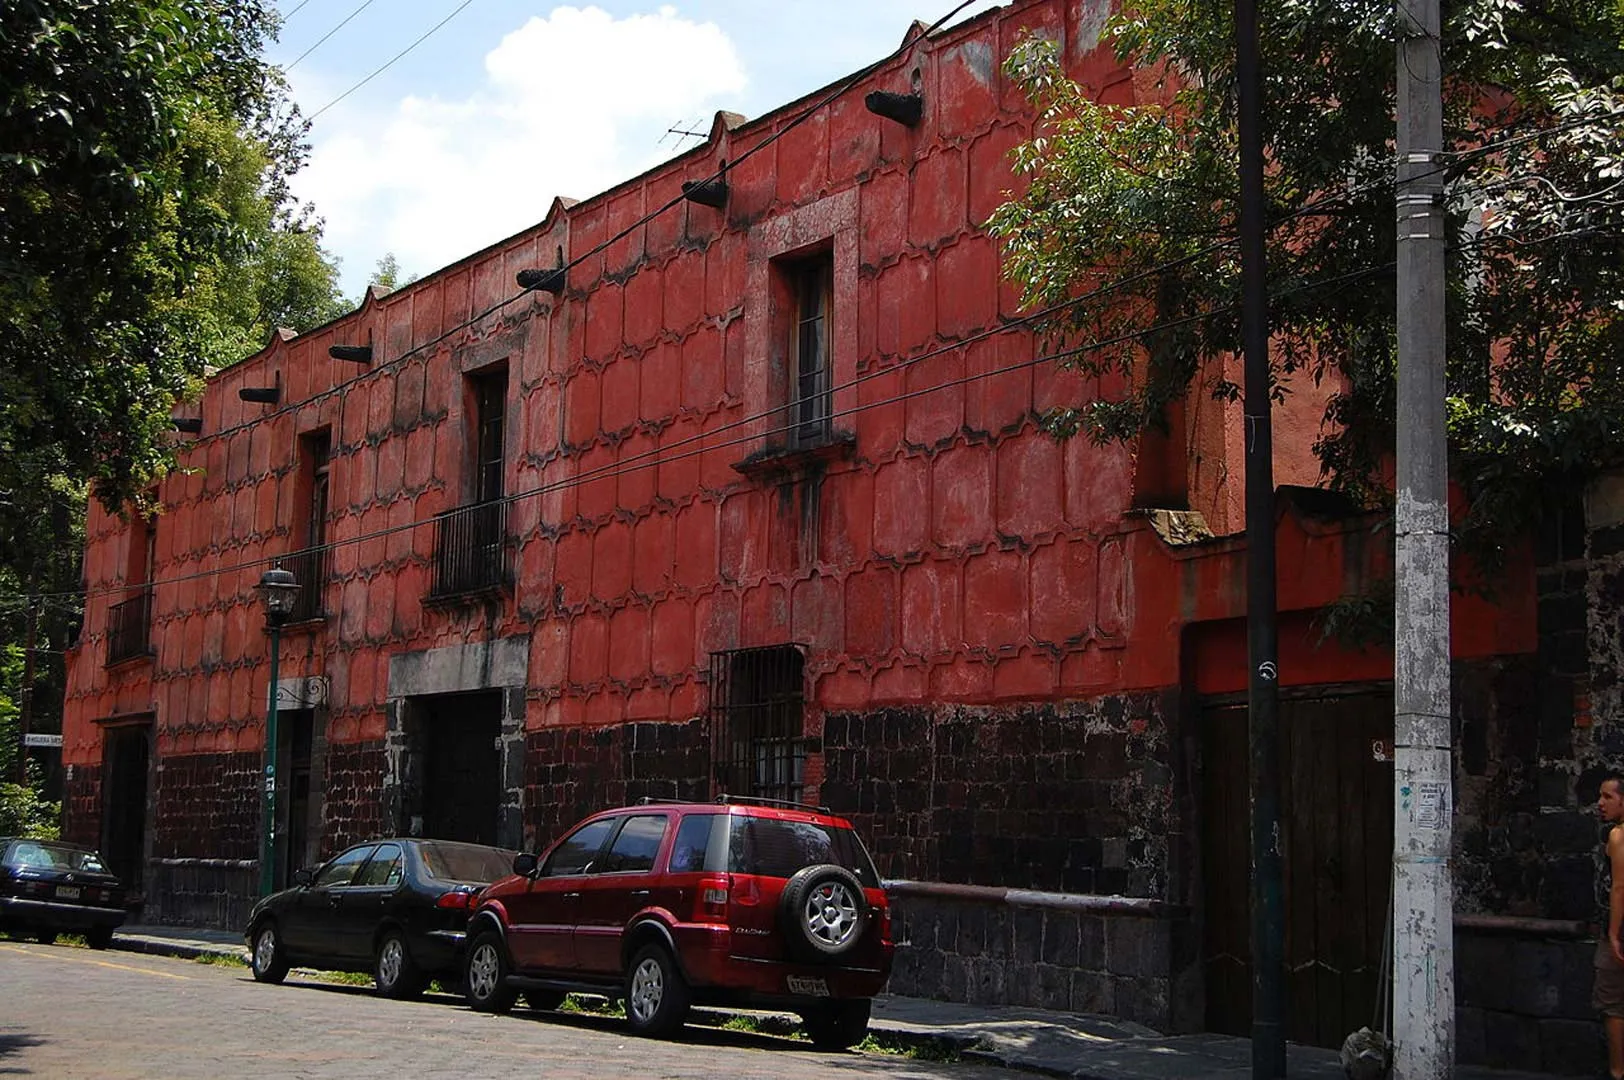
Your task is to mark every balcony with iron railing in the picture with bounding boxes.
[431,501,509,598]
[106,590,153,667]
[279,547,326,624]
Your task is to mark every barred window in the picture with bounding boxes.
[710,645,805,803]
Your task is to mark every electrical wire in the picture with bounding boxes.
[184,0,988,452]
[13,12,1614,610]
[308,1,477,121]
[27,258,1398,610]
[285,0,377,71]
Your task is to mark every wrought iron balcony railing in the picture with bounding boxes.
[106,590,153,666]
[431,500,509,597]
[280,547,326,623]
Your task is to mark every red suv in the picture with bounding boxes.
[462,797,893,1048]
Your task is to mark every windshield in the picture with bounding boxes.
[726,817,881,888]
[5,841,110,874]
[418,841,515,884]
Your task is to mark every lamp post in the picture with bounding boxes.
[256,566,299,896]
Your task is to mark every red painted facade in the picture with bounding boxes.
[64,0,1534,846]
[60,2,1548,1044]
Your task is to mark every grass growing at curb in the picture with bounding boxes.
[693,1010,962,1062]
[854,1030,963,1062]
[192,951,248,968]
[559,994,626,1018]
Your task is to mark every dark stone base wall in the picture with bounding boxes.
[61,765,102,848]
[523,720,708,848]
[888,893,1178,1028]
[153,751,260,860]
[821,695,1177,895]
[145,861,257,930]
[1457,929,1598,1075]
[323,740,386,854]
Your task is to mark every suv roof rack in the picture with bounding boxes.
[716,793,832,814]
[634,797,704,806]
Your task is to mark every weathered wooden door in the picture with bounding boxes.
[1201,691,1394,1048]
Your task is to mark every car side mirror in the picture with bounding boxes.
[512,852,538,877]
[293,868,314,887]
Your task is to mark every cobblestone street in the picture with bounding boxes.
[0,941,1007,1080]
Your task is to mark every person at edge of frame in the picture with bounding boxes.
[1596,774,1624,1080]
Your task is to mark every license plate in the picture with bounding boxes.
[56,885,80,900]
[786,976,829,997]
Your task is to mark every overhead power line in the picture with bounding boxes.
[192,0,987,451]
[285,0,377,71]
[308,0,478,121]
[20,258,1397,611]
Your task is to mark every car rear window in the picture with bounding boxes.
[418,841,514,884]
[726,816,880,888]
[5,842,109,874]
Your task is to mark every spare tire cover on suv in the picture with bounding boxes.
[779,863,868,963]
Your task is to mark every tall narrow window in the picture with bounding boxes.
[474,368,507,503]
[788,255,833,448]
[710,645,806,803]
[288,431,330,622]
[107,513,154,665]
[432,367,510,596]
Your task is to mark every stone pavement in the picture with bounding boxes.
[111,924,1576,1080]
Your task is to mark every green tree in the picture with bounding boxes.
[364,251,418,300]
[987,0,1624,568]
[1,1,346,525]
[0,2,346,814]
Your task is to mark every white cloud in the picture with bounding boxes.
[294,5,747,293]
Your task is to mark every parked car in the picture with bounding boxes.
[463,797,893,1048]
[0,837,127,948]
[244,837,515,998]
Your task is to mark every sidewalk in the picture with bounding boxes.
[111,924,1573,1080]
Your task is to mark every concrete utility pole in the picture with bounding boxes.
[1233,2,1285,1076]
[1394,0,1454,1076]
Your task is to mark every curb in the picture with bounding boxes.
[111,934,247,963]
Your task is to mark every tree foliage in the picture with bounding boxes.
[0,0,345,529]
[0,2,346,805]
[987,0,1624,565]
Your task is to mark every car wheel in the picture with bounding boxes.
[523,990,566,1012]
[624,944,691,1039]
[802,999,871,1050]
[779,864,868,963]
[463,931,517,1014]
[374,930,426,999]
[250,922,290,984]
[84,927,112,950]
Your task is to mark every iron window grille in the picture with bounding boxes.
[106,589,153,666]
[431,500,509,596]
[709,645,807,803]
[281,547,325,622]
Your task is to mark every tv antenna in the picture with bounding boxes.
[660,118,708,150]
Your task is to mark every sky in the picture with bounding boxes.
[267,1,1007,298]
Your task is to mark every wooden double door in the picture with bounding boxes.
[1201,690,1393,1048]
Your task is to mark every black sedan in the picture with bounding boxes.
[0,837,126,948]
[244,838,515,998]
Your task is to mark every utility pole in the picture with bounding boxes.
[18,593,39,784]
[1394,0,1454,1076]
[1234,1,1284,1076]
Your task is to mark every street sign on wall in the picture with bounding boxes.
[22,733,62,748]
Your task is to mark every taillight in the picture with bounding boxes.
[696,875,731,922]
[436,890,474,910]
[877,903,892,942]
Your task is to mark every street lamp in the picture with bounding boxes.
[256,566,299,896]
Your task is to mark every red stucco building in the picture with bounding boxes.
[60,1,1606,1071]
